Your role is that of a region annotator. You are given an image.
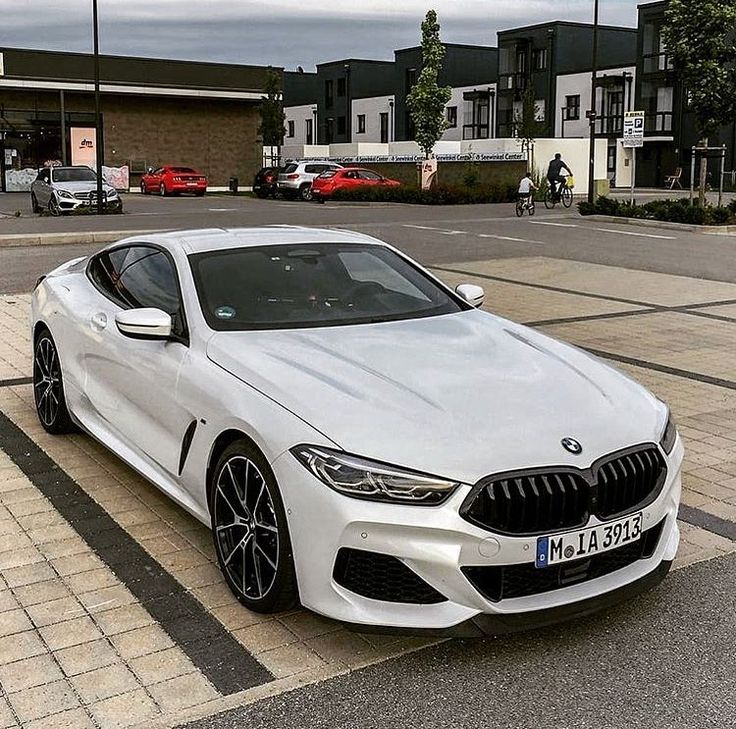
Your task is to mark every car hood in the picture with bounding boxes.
[206,309,665,484]
[51,181,115,194]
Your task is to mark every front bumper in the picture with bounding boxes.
[56,195,122,213]
[272,437,683,631]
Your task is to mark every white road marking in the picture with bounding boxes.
[403,224,544,245]
[208,208,240,212]
[477,233,545,244]
[530,221,579,228]
[593,227,676,240]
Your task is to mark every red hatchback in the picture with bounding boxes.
[140,166,208,196]
[311,168,400,201]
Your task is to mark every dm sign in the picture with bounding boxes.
[623,111,645,148]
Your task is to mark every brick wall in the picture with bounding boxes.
[1,89,262,187]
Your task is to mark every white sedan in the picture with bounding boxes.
[31,227,682,633]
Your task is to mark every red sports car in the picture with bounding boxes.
[140,166,208,196]
[311,168,400,201]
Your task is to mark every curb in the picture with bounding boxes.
[579,215,736,236]
[0,229,162,248]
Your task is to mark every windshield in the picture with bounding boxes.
[189,243,466,331]
[52,167,97,183]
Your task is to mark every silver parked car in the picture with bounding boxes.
[277,160,343,201]
[30,165,122,216]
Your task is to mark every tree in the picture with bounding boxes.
[406,10,452,163]
[662,0,736,204]
[258,68,286,165]
[513,86,547,175]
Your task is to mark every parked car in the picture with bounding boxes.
[277,161,343,201]
[253,167,281,198]
[31,226,682,632]
[140,166,207,196]
[311,167,400,201]
[30,165,122,216]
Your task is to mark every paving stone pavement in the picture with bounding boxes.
[0,255,734,728]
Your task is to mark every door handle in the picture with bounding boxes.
[90,312,108,330]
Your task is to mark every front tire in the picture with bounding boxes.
[140,181,148,195]
[47,197,61,216]
[562,186,573,208]
[210,440,298,613]
[33,330,75,434]
[159,183,167,197]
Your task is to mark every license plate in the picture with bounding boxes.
[535,512,642,568]
[186,182,197,186]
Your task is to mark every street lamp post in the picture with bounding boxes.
[92,0,104,215]
[587,0,600,203]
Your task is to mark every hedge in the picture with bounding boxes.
[578,196,736,226]
[329,183,517,205]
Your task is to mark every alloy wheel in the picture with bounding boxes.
[33,336,62,427]
[213,455,280,600]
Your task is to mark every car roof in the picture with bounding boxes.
[105,226,384,255]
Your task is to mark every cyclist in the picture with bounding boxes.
[517,171,536,209]
[546,153,572,202]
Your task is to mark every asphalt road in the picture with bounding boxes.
[1,192,736,293]
[179,554,736,729]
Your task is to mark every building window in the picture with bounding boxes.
[356,114,366,134]
[305,118,313,145]
[337,116,346,135]
[406,67,417,95]
[446,106,458,128]
[286,120,295,138]
[516,49,527,74]
[379,112,389,143]
[337,77,346,97]
[532,48,548,71]
[564,95,580,120]
[325,80,334,108]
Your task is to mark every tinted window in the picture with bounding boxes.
[89,246,185,331]
[358,170,381,180]
[189,243,466,331]
[305,164,324,174]
[283,164,298,173]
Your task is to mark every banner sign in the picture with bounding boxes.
[288,152,527,164]
[70,127,97,167]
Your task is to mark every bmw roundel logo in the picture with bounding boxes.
[561,437,583,455]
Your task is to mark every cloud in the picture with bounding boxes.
[2,0,640,70]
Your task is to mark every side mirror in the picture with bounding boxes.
[147,167,154,174]
[455,283,485,308]
[115,308,172,340]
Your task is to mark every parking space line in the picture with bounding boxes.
[0,409,273,695]
[0,376,32,388]
[678,504,736,542]
[525,308,658,327]
[529,221,579,228]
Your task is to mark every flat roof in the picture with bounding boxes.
[0,46,274,96]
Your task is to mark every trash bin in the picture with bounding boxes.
[594,178,610,197]
[229,177,239,194]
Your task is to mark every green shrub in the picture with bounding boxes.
[330,183,517,205]
[578,196,735,226]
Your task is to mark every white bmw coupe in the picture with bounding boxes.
[31,227,683,634]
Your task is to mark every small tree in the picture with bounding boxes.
[258,68,286,166]
[513,86,547,175]
[663,0,736,204]
[406,9,452,167]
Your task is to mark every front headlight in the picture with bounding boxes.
[291,445,459,505]
[57,189,74,199]
[659,409,677,454]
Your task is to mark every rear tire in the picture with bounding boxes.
[159,183,167,197]
[33,329,76,435]
[210,440,298,613]
[544,190,555,209]
[515,199,524,217]
[299,184,313,202]
[31,193,41,213]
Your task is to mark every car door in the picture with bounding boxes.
[83,245,194,477]
[358,170,383,187]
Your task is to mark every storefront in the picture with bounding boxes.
[0,48,275,192]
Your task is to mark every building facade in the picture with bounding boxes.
[0,48,274,190]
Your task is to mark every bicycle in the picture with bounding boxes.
[544,175,574,209]
[515,195,536,217]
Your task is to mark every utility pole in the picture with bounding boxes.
[587,0,599,203]
[93,0,104,215]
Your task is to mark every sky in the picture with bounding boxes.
[1,0,643,70]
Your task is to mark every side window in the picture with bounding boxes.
[117,251,181,316]
[40,169,51,183]
[304,164,319,174]
[88,246,186,334]
[358,170,381,180]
